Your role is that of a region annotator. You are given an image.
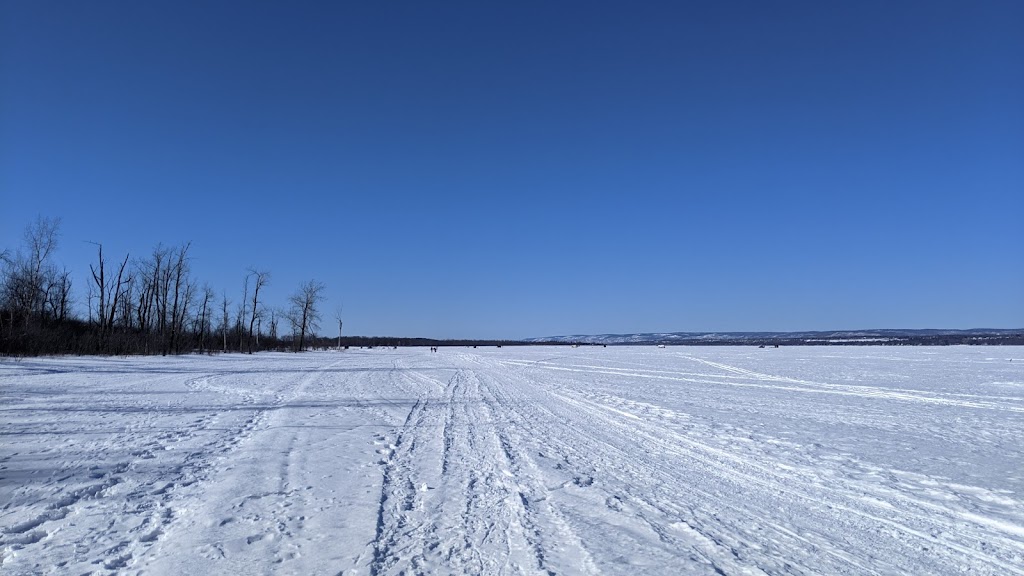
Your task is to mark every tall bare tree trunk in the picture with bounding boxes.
[246,269,269,354]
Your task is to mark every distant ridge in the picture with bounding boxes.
[527,329,1024,346]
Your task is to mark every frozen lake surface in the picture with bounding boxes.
[2,346,1023,574]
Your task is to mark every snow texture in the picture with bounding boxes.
[2,346,1023,575]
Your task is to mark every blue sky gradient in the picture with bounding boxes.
[2,1,1022,338]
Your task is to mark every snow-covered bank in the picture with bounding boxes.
[2,347,1023,574]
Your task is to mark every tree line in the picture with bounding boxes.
[1,217,326,356]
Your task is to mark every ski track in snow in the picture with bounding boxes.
[1,347,1023,575]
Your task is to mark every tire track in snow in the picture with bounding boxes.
[480,354,1024,575]
[500,358,1024,413]
[371,367,534,575]
[370,396,432,575]
[6,348,1021,574]
[557,387,1024,575]
[477,359,758,575]
[370,360,595,575]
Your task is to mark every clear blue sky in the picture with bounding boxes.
[2,1,1022,339]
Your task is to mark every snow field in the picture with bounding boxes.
[1,346,1023,574]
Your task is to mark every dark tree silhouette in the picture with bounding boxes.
[289,280,325,352]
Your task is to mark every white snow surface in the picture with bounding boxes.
[2,346,1024,575]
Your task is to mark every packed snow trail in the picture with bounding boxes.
[2,347,1023,574]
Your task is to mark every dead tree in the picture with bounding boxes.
[197,285,214,354]
[49,268,73,323]
[267,307,281,343]
[246,269,269,353]
[167,243,193,354]
[220,292,230,353]
[88,242,130,350]
[288,280,325,352]
[334,306,344,349]
[236,275,249,352]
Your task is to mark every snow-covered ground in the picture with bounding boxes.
[2,346,1023,575]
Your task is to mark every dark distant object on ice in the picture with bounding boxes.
[529,328,1024,347]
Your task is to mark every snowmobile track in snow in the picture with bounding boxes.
[2,346,1023,575]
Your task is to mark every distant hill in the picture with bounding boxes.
[527,329,1024,346]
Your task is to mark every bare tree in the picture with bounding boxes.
[49,268,73,323]
[26,217,60,321]
[88,242,130,347]
[1,217,61,327]
[1,215,319,356]
[220,292,231,353]
[117,271,135,330]
[0,249,11,337]
[288,280,325,352]
[133,245,167,336]
[245,269,270,353]
[236,275,249,352]
[197,284,215,354]
[267,307,281,342]
[167,243,193,354]
[334,305,344,349]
